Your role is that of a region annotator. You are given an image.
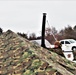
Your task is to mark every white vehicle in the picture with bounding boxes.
[60,39,76,61]
[30,39,55,48]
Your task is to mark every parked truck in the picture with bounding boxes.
[60,39,76,61]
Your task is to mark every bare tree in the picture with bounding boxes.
[59,29,64,35]
[73,25,76,32]
[51,27,57,35]
[45,27,51,36]
[29,33,36,40]
[45,27,57,36]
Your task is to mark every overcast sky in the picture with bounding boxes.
[0,0,76,36]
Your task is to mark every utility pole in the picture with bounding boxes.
[41,13,47,48]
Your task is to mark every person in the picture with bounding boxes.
[54,41,62,49]
[54,41,65,57]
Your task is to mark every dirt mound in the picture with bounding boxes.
[0,30,76,75]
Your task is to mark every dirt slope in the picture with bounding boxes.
[0,30,76,75]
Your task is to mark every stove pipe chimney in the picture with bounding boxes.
[41,13,47,48]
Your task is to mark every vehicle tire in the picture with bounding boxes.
[72,47,76,60]
[72,47,76,51]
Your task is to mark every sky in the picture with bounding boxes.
[0,0,76,36]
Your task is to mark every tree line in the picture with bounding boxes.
[0,25,76,44]
[46,25,76,44]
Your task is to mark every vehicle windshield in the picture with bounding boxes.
[69,39,76,43]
